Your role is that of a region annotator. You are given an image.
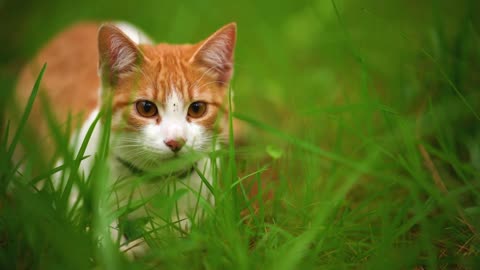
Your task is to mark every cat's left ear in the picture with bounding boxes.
[189,22,237,84]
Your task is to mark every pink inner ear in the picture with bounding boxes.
[108,34,138,73]
[191,23,237,83]
[98,24,140,84]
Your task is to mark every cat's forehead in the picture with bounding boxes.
[141,43,195,63]
[132,44,224,105]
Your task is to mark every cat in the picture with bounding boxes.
[14,21,237,255]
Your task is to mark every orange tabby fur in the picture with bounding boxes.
[14,23,275,254]
[16,23,100,139]
[16,22,236,154]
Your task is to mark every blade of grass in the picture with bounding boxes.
[7,63,46,159]
[234,112,385,179]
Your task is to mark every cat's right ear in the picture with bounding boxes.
[98,24,142,86]
[189,23,237,84]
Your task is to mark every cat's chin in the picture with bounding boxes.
[113,148,201,173]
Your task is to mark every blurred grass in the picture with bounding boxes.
[1,0,480,269]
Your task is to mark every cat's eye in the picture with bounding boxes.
[188,101,207,118]
[135,100,158,117]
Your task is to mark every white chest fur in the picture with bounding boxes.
[70,22,218,230]
[73,108,216,226]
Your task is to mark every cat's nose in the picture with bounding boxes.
[164,138,186,153]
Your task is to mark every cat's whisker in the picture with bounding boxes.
[114,147,152,158]
[112,146,143,152]
[189,66,219,92]
[113,141,142,146]
[145,156,159,171]
[188,79,229,96]
[114,137,143,143]
[136,68,156,90]
[112,141,141,147]
[195,80,228,90]
[113,143,143,147]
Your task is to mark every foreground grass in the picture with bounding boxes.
[1,0,480,269]
[1,67,479,269]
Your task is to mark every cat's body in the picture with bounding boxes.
[15,21,237,253]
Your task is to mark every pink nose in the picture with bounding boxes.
[164,138,186,152]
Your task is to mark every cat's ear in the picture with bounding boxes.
[189,22,237,84]
[98,24,142,86]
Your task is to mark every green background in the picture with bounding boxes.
[1,0,480,269]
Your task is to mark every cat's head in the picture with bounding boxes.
[97,23,236,171]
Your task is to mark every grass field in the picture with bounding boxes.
[1,0,480,269]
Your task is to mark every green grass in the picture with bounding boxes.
[1,0,480,269]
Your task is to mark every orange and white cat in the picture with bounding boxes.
[15,21,237,251]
